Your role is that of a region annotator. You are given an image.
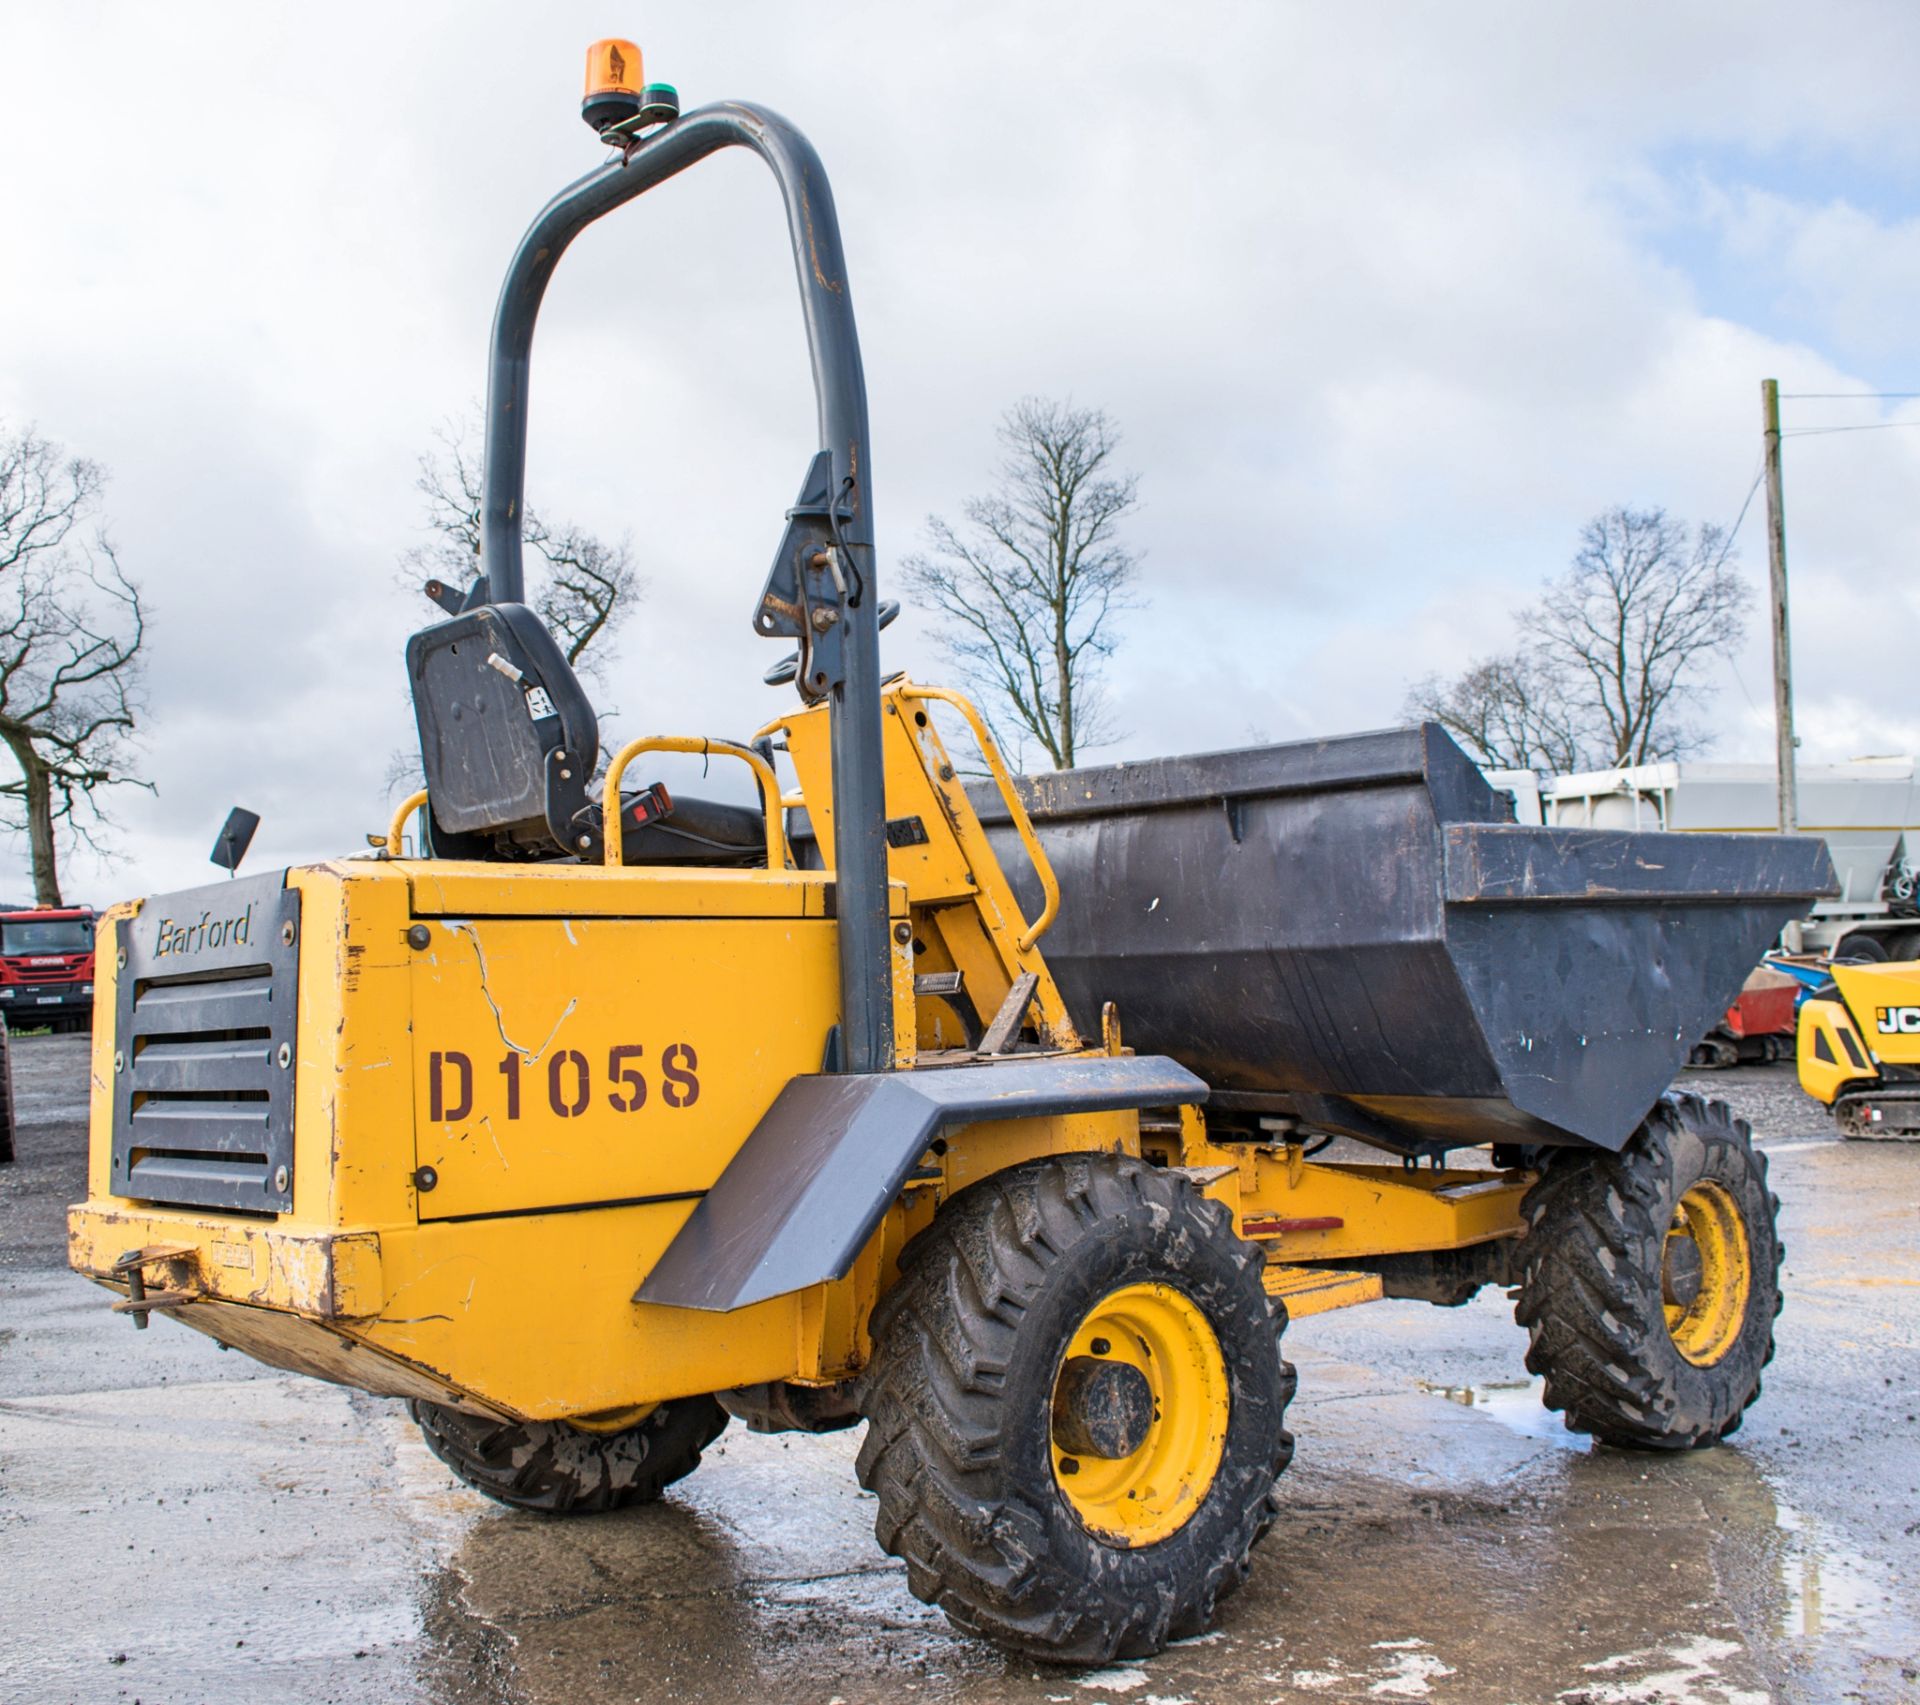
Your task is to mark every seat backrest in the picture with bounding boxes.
[406,603,599,855]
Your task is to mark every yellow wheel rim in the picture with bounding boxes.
[1049,1281,1229,1547]
[1662,1181,1752,1367]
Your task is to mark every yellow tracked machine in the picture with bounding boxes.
[1798,956,1920,1138]
[69,43,1835,1663]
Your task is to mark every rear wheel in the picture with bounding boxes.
[1834,932,1889,963]
[409,1395,727,1513]
[856,1152,1295,1664]
[1514,1094,1780,1450]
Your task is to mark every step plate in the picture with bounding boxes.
[1264,1263,1385,1318]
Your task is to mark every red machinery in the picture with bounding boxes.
[0,907,97,1032]
[1690,965,1798,1068]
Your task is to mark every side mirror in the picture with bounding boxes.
[211,807,261,873]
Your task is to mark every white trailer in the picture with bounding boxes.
[1488,758,1920,959]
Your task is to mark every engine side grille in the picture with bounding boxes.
[110,873,301,1213]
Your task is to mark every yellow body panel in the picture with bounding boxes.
[407,914,839,1220]
[1228,1151,1530,1262]
[1831,961,1920,1066]
[1797,995,1875,1106]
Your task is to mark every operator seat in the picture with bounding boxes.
[406,602,771,866]
[407,603,601,860]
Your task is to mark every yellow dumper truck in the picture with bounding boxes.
[67,44,1834,1664]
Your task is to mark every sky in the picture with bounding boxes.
[2,2,1919,905]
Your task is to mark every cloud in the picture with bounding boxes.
[1,1,1917,901]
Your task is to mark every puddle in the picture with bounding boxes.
[1770,1502,1898,1642]
[1415,1377,1586,1448]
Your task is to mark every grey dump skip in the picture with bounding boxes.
[637,1053,1206,1313]
[973,723,1836,1156]
[111,870,300,1212]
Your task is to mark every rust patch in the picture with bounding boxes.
[800,183,844,294]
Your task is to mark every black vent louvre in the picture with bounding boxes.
[110,873,300,1212]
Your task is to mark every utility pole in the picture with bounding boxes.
[1761,378,1798,835]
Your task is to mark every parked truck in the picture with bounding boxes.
[0,906,96,1033]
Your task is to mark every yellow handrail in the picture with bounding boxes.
[600,736,789,870]
[386,790,429,858]
[902,685,1060,952]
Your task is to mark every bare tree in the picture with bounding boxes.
[0,425,149,904]
[406,416,642,681]
[1405,506,1748,774]
[1404,651,1586,772]
[1528,506,1747,767]
[902,398,1143,769]
[2,426,102,575]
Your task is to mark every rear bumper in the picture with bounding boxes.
[66,1201,520,1415]
[67,1201,383,1318]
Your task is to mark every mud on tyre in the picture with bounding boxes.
[409,1394,728,1513]
[856,1152,1295,1664]
[1515,1092,1781,1450]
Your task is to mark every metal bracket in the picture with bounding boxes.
[112,1245,197,1330]
[979,971,1040,1055]
[752,450,856,703]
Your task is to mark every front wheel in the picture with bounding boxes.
[1514,1093,1781,1450]
[856,1153,1295,1664]
[409,1395,728,1513]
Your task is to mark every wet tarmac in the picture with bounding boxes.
[2,1038,1915,1704]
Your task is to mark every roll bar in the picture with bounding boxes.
[478,104,893,1075]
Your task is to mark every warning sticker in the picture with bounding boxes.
[525,685,557,720]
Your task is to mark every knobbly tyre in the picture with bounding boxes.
[68,41,1835,1664]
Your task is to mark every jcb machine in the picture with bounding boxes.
[1798,957,1920,1137]
[70,47,1835,1663]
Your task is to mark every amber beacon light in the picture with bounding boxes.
[582,38,645,132]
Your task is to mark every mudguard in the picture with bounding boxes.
[635,1053,1205,1312]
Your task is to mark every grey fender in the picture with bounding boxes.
[634,1054,1206,1313]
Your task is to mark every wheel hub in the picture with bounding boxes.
[1052,1356,1155,1459]
[1662,1236,1704,1309]
[1048,1281,1230,1548]
[1662,1180,1752,1367]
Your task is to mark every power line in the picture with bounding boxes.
[1782,420,1920,438]
[1780,390,1920,400]
[1708,459,1764,570]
